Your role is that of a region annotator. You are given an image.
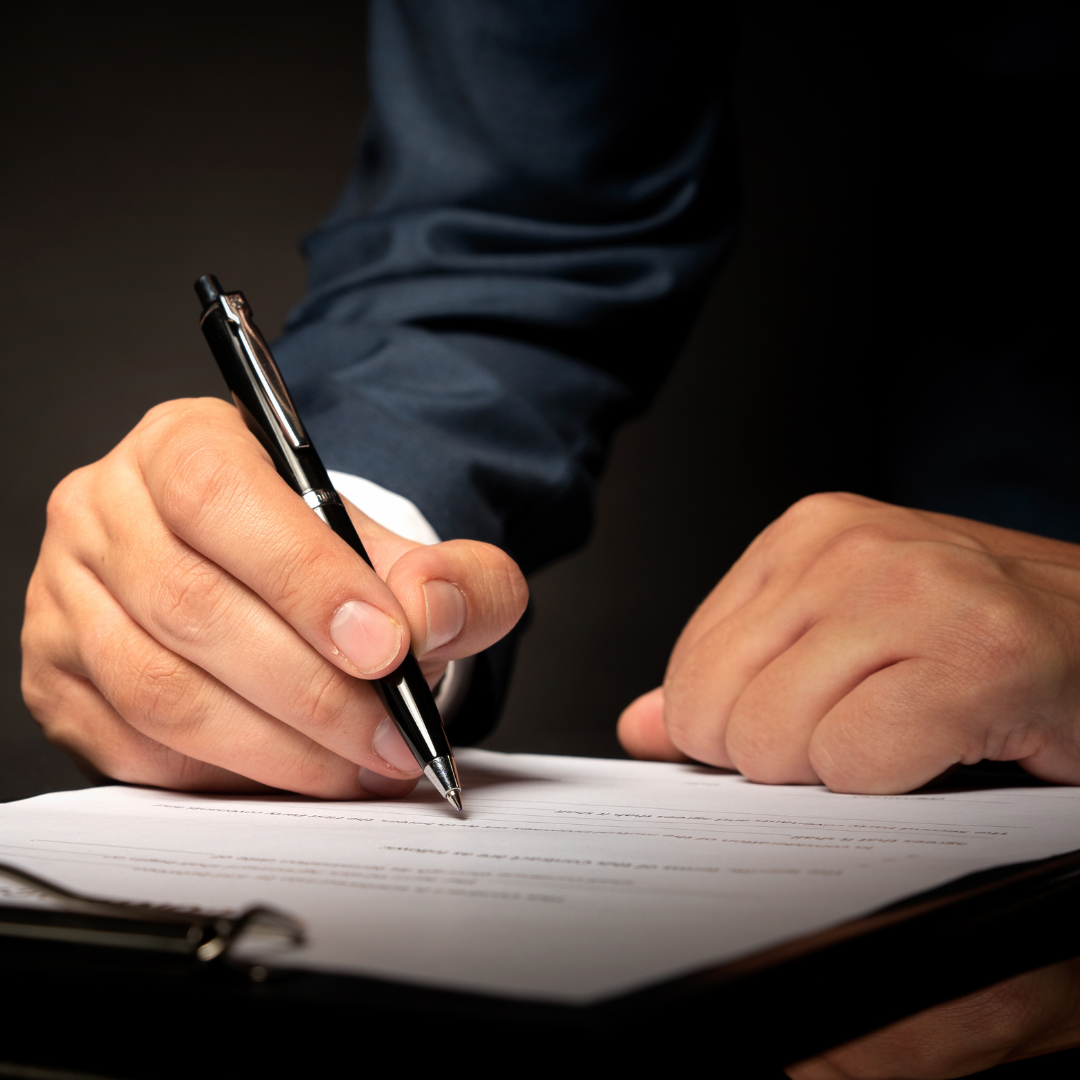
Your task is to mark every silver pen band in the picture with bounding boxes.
[302,488,344,511]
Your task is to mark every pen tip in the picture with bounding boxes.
[445,789,463,812]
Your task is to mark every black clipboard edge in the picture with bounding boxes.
[2,849,1080,1074]
[613,847,1080,1064]
[231,847,1080,1065]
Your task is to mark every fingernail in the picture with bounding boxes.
[421,580,466,654]
[358,768,418,798]
[329,600,402,675]
[372,716,422,775]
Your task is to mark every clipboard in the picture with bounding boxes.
[3,850,1080,1078]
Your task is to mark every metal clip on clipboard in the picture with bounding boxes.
[0,861,304,981]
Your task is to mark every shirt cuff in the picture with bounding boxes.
[326,470,441,545]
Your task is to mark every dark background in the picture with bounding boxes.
[1,5,1078,1078]
[1,1,1074,793]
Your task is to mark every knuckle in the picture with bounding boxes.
[296,661,355,737]
[138,400,254,532]
[661,674,712,761]
[139,397,197,430]
[45,467,95,534]
[22,566,48,621]
[156,440,239,532]
[21,668,97,758]
[946,588,1035,675]
[662,708,692,752]
[754,492,882,569]
[267,535,337,609]
[20,656,61,726]
[821,522,896,569]
[809,743,863,795]
[37,713,92,758]
[135,399,210,464]
[661,712,696,761]
[724,724,777,784]
[660,673,691,743]
[124,650,203,729]
[20,579,49,654]
[777,491,865,532]
[284,739,341,795]
[814,529,972,609]
[154,552,234,642]
[137,397,233,440]
[20,596,74,726]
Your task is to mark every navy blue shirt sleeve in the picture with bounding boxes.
[274,0,740,576]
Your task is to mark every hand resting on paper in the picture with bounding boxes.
[619,491,1080,792]
[21,398,527,799]
[618,491,1080,1076]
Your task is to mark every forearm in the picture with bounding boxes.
[274,0,741,574]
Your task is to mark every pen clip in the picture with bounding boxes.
[217,292,311,450]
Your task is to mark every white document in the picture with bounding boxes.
[1,749,1078,1003]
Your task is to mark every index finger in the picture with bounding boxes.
[135,399,410,680]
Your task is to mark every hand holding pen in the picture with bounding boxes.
[196,275,476,807]
[20,286,527,802]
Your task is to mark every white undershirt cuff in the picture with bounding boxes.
[326,470,441,546]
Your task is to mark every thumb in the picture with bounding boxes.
[385,539,528,662]
[617,687,693,762]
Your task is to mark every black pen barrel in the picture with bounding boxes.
[310,500,452,765]
[194,275,460,803]
[196,278,329,500]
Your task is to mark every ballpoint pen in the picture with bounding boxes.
[194,274,463,810]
